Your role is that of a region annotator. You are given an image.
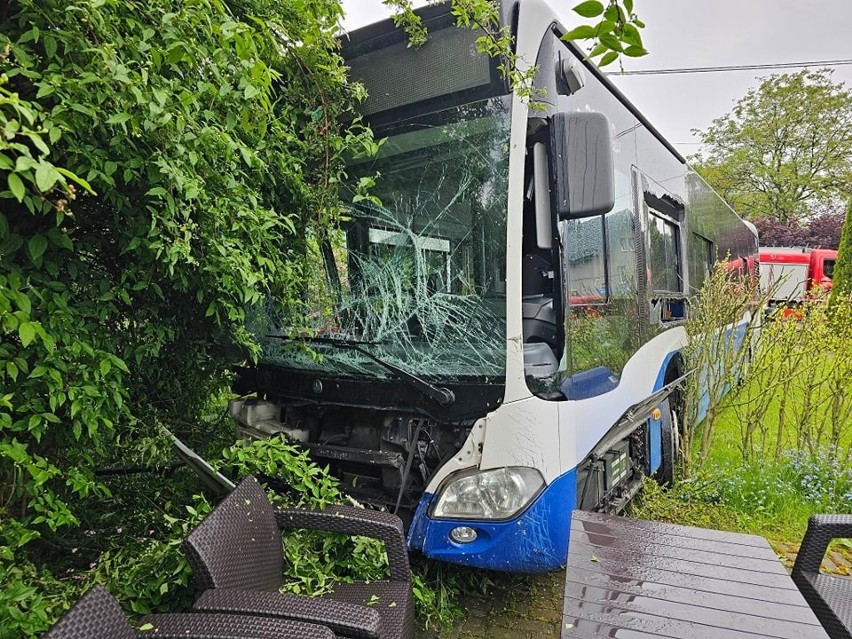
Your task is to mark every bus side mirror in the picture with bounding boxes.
[549,112,615,219]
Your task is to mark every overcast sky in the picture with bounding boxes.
[341,0,852,157]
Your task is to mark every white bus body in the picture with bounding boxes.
[231,0,758,572]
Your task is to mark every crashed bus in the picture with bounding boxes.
[229,0,758,572]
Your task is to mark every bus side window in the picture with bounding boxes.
[689,232,714,292]
[648,212,681,293]
[563,215,607,304]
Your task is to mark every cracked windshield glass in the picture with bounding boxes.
[262,97,511,382]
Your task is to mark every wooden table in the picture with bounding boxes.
[562,510,830,638]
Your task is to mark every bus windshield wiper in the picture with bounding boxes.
[268,335,456,406]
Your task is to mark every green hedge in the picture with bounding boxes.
[0,0,376,634]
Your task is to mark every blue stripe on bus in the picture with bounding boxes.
[407,469,577,572]
[648,350,679,474]
[647,320,748,472]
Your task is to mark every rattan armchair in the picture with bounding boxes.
[184,476,415,639]
[791,514,852,639]
[43,585,335,639]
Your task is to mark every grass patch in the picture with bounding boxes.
[634,357,852,547]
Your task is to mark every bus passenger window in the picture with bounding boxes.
[648,213,681,293]
[689,233,714,292]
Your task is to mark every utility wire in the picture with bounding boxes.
[607,58,852,76]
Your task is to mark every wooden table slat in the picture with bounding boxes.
[569,532,788,575]
[563,572,817,619]
[563,511,829,639]
[569,520,786,566]
[562,588,820,637]
[567,540,798,590]
[563,598,829,639]
[572,510,770,548]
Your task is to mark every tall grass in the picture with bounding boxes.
[634,269,852,544]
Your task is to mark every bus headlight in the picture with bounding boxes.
[431,467,545,520]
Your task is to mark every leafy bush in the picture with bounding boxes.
[217,437,390,596]
[0,551,81,639]
[0,0,376,634]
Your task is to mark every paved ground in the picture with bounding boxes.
[772,540,852,576]
[416,540,852,639]
[416,570,565,639]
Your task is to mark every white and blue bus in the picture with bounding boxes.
[230,0,758,572]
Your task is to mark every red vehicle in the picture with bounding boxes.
[759,247,837,305]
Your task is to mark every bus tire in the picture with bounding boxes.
[657,398,680,487]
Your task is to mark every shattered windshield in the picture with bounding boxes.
[263,97,511,382]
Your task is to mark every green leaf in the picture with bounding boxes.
[599,51,619,67]
[55,167,95,194]
[7,173,25,202]
[44,34,57,59]
[106,112,132,124]
[623,45,648,57]
[139,623,154,631]
[588,43,608,57]
[35,164,59,192]
[562,25,598,41]
[622,24,644,48]
[26,132,50,156]
[624,0,634,13]
[27,235,48,262]
[572,1,605,18]
[599,34,623,52]
[19,322,36,348]
[595,19,616,35]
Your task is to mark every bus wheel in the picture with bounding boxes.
[657,398,680,487]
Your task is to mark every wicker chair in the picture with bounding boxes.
[791,514,852,639]
[43,585,335,639]
[185,476,414,639]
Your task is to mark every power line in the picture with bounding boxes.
[607,59,852,76]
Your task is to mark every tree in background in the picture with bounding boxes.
[755,200,847,249]
[691,70,852,222]
[832,199,852,300]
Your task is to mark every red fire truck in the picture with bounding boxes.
[759,247,837,305]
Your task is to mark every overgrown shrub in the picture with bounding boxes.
[681,262,764,471]
[0,0,377,634]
